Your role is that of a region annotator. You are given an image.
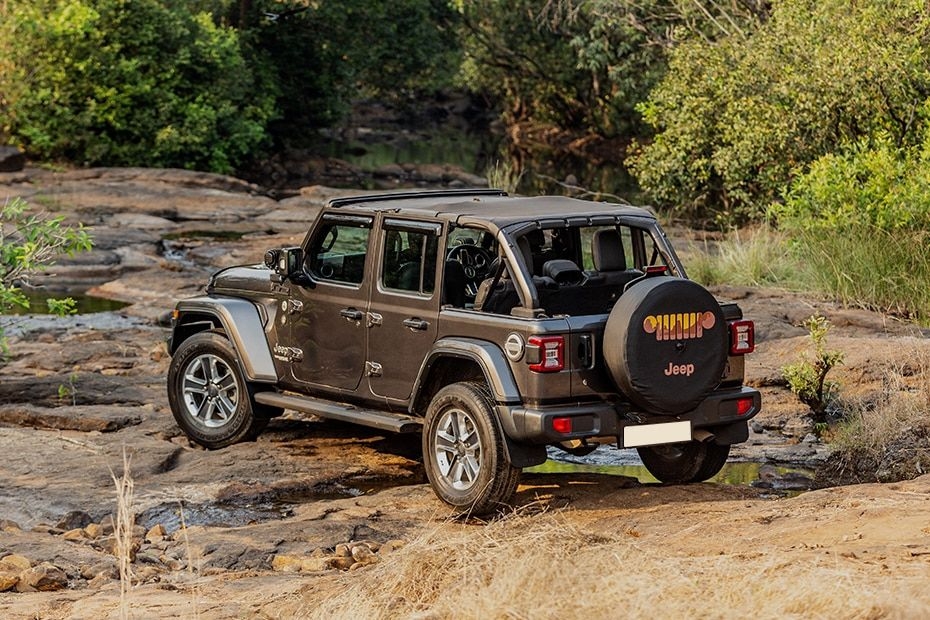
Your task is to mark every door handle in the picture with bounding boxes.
[340,308,364,321]
[403,318,429,331]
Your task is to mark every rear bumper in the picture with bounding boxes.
[498,387,761,446]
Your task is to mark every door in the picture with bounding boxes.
[366,218,441,401]
[288,214,373,391]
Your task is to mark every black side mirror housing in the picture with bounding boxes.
[264,247,304,283]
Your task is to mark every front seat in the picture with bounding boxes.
[474,235,534,314]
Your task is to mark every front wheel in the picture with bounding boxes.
[637,441,730,484]
[422,382,521,514]
[167,332,269,449]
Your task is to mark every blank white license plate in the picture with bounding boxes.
[623,421,691,448]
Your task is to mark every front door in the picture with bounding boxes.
[366,218,441,402]
[288,214,373,392]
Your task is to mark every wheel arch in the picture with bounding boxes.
[170,296,277,383]
[411,338,546,469]
[411,338,521,416]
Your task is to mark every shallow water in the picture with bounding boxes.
[2,290,129,315]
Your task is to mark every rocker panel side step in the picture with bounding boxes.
[254,392,422,433]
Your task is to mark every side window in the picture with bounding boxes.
[306,216,372,285]
[380,222,439,295]
[642,229,668,270]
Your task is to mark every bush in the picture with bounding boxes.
[629,0,930,224]
[458,1,762,139]
[0,0,275,173]
[0,197,92,352]
[781,316,844,425]
[774,134,930,319]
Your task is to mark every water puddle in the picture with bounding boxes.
[529,456,814,497]
[1,290,129,315]
[161,230,247,241]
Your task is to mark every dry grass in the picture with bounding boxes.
[828,348,930,482]
[485,160,523,194]
[110,447,135,620]
[296,510,928,619]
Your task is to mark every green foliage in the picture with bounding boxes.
[0,197,92,349]
[58,372,78,406]
[782,315,844,424]
[773,131,930,319]
[0,0,275,172]
[240,0,460,143]
[630,0,930,224]
[458,1,762,138]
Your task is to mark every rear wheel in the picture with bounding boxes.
[637,441,730,484]
[423,382,521,514]
[167,332,271,449]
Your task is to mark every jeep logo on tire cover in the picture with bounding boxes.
[643,311,716,341]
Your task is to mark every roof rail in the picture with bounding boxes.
[327,188,508,209]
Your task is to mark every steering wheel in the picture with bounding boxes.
[447,243,493,298]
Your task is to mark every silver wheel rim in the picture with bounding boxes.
[434,407,482,491]
[181,353,240,428]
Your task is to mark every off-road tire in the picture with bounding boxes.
[423,382,521,514]
[637,441,730,484]
[167,332,268,449]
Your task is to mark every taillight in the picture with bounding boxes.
[729,320,755,355]
[527,335,565,373]
[552,417,573,434]
[736,397,754,416]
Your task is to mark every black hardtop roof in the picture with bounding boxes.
[325,189,656,232]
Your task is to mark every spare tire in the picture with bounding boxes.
[603,276,727,415]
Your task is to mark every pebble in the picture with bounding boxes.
[145,524,167,542]
[63,528,86,541]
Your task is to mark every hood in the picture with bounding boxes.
[207,264,277,296]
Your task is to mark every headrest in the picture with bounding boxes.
[543,259,584,286]
[592,228,626,272]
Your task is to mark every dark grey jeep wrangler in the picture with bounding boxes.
[167,189,760,513]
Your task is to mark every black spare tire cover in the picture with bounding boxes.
[603,276,727,416]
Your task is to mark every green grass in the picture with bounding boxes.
[685,224,930,322]
[685,225,802,288]
[791,226,930,321]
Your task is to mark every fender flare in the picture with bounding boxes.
[414,337,521,406]
[172,296,277,383]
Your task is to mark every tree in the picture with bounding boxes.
[629,0,930,224]
[456,0,764,139]
[0,0,276,173]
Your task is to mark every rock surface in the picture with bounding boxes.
[1,167,929,617]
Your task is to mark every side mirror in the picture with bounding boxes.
[264,247,304,283]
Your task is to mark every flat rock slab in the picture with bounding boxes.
[0,373,148,407]
[0,404,144,433]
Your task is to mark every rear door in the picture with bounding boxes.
[366,218,441,402]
